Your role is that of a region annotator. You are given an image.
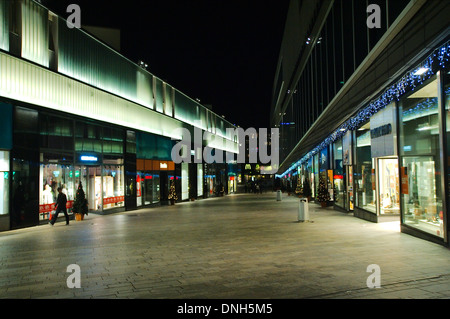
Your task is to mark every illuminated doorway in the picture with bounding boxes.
[377,158,400,216]
[75,165,102,212]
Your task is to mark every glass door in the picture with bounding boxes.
[75,165,102,212]
[378,158,400,215]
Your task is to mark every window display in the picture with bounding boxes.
[103,163,124,210]
[39,162,75,220]
[378,158,399,215]
[197,164,203,196]
[333,139,345,207]
[399,77,443,238]
[355,124,376,213]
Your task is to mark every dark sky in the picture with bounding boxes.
[41,0,289,129]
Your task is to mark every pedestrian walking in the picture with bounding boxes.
[49,187,69,226]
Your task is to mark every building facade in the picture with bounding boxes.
[0,0,239,231]
[272,0,450,246]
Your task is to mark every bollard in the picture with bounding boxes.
[276,190,282,201]
[298,197,309,222]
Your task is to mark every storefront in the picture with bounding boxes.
[37,115,126,221]
[399,75,445,240]
[333,138,345,209]
[355,121,376,217]
[284,39,450,245]
[354,103,400,221]
[136,159,175,206]
[204,162,227,197]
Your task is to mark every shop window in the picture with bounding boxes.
[333,139,345,207]
[103,161,124,210]
[399,76,443,238]
[39,162,75,221]
[0,151,9,216]
[314,154,319,198]
[137,172,155,206]
[355,122,376,213]
[378,158,399,215]
[12,157,39,228]
[181,163,189,200]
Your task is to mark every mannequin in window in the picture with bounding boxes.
[382,193,391,208]
[43,184,53,204]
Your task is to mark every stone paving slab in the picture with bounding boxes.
[0,192,449,300]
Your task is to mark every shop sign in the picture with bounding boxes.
[80,155,98,162]
[39,200,73,214]
[370,124,392,138]
[103,196,125,205]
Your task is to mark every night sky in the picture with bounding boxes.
[41,0,290,129]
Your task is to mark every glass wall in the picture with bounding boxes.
[197,164,203,197]
[181,163,189,200]
[378,158,400,215]
[103,159,124,210]
[333,139,345,207]
[38,115,126,218]
[355,122,376,213]
[399,76,443,238]
[277,0,409,164]
[39,161,75,220]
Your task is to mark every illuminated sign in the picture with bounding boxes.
[160,162,168,169]
[80,155,98,162]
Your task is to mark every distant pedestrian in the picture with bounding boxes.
[49,187,69,226]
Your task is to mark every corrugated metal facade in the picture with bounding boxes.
[0,0,237,149]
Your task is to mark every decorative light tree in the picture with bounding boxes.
[168,180,177,205]
[316,177,330,207]
[73,181,88,220]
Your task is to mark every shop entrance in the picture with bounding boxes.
[75,165,102,212]
[377,158,400,217]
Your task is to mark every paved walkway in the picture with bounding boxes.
[0,192,449,299]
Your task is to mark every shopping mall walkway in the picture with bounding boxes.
[0,192,449,299]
